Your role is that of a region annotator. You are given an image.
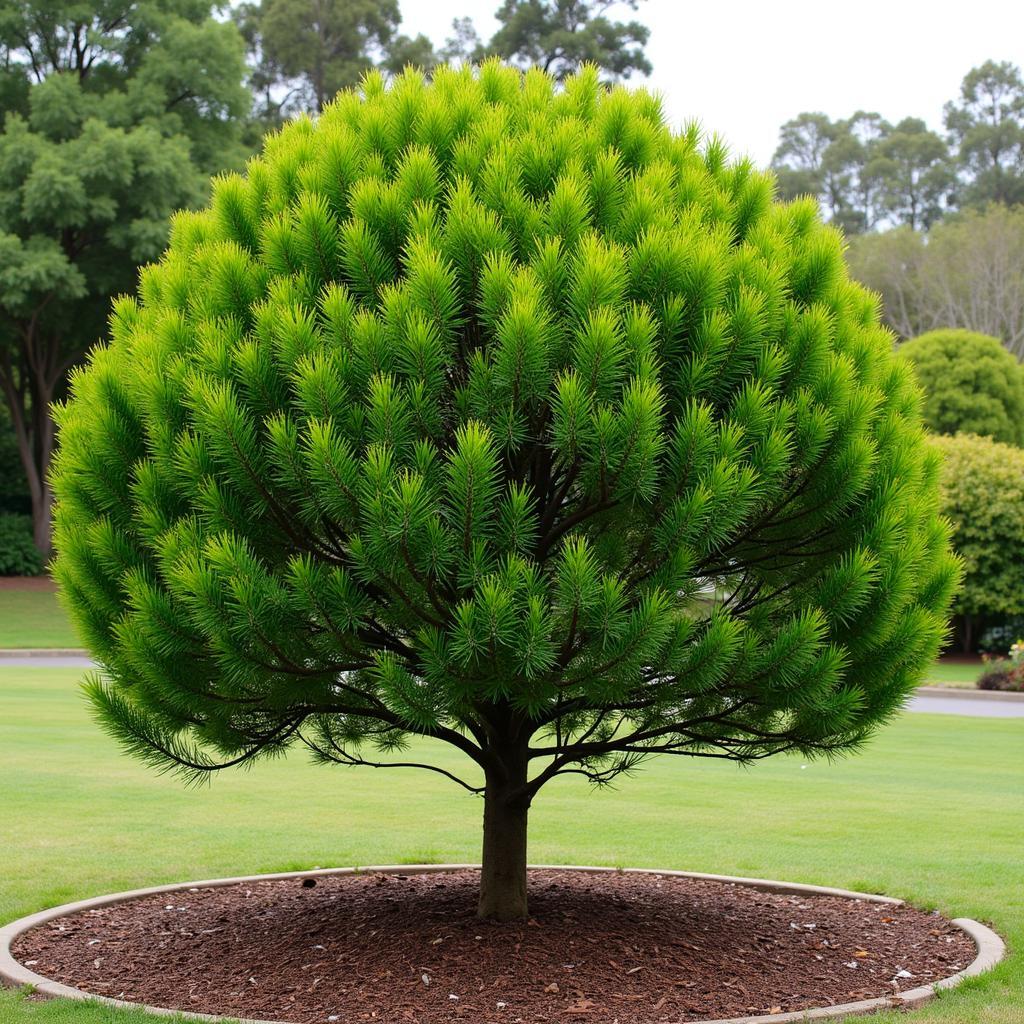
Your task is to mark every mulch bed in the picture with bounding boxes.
[12,869,974,1023]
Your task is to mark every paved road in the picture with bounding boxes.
[0,655,94,668]
[2,656,1022,718]
[906,691,1024,718]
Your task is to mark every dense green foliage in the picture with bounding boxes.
[932,433,1024,621]
[898,330,1024,444]
[53,63,957,914]
[772,60,1024,233]
[0,0,251,557]
[0,514,43,575]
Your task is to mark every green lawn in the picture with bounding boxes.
[0,588,78,649]
[923,660,983,688]
[1,668,1021,1023]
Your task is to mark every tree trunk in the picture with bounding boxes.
[477,752,530,921]
[1,343,57,562]
[962,613,973,654]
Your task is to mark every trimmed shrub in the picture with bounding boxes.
[0,513,44,576]
[898,329,1024,445]
[52,63,958,920]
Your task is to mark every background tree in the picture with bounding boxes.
[847,205,1024,355]
[875,117,951,230]
[945,60,1024,209]
[898,330,1024,445]
[483,0,651,80]
[771,60,1024,230]
[772,112,894,234]
[0,0,250,558]
[234,0,435,119]
[53,64,957,923]
[771,112,837,207]
[932,433,1024,651]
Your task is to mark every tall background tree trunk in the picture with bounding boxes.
[477,749,530,921]
[1,343,57,562]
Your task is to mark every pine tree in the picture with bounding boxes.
[53,63,959,921]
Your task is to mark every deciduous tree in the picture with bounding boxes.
[53,64,958,922]
[0,0,250,557]
[847,205,1024,356]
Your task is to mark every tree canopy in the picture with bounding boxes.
[0,0,251,556]
[771,59,1024,234]
[898,330,1024,446]
[485,0,651,81]
[53,63,958,921]
[234,0,434,119]
[945,60,1024,209]
[771,111,951,234]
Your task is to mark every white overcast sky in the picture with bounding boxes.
[400,0,1024,166]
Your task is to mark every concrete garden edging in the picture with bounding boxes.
[0,865,1006,1024]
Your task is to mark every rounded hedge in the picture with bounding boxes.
[52,63,957,803]
[898,329,1024,446]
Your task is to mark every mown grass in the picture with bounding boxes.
[0,588,78,649]
[924,660,983,688]
[1,667,1021,1023]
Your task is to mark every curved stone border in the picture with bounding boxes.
[0,865,1005,1024]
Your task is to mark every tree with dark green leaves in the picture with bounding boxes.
[0,0,251,558]
[898,330,1024,446]
[53,64,958,922]
[234,0,436,119]
[932,433,1024,651]
[483,0,650,81]
[945,60,1024,209]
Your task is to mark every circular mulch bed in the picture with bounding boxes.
[11,869,974,1024]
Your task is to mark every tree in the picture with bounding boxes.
[931,433,1024,651]
[772,112,894,234]
[235,0,436,118]
[875,118,952,231]
[945,60,1024,208]
[772,112,841,208]
[485,0,651,80]
[898,330,1024,446]
[847,205,1024,356]
[53,63,958,922]
[0,0,251,558]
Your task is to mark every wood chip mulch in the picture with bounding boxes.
[12,869,974,1023]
